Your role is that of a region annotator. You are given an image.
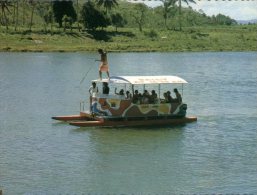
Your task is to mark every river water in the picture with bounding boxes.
[0,52,256,194]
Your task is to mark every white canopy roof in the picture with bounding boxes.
[93,76,188,85]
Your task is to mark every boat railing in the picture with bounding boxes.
[97,93,126,100]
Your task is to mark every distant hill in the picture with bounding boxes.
[237,19,257,24]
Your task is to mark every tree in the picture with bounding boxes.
[177,0,195,30]
[52,0,77,28]
[14,0,19,31]
[22,0,26,25]
[37,3,53,32]
[28,0,37,31]
[81,1,110,30]
[62,15,73,31]
[161,0,176,29]
[111,12,126,32]
[215,14,237,25]
[95,0,118,14]
[75,0,80,31]
[0,0,12,30]
[131,3,147,32]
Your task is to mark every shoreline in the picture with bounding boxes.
[1,26,256,52]
[1,49,256,53]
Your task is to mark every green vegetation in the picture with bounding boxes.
[52,1,77,28]
[0,0,256,52]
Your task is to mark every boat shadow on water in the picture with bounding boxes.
[72,123,188,132]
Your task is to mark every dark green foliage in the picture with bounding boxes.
[131,3,148,32]
[144,29,158,40]
[212,14,237,25]
[111,12,127,31]
[0,0,240,34]
[52,1,77,28]
[81,1,110,30]
[0,0,12,29]
[96,0,118,13]
[161,0,176,28]
[43,7,53,25]
[62,15,73,31]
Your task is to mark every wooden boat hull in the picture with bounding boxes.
[69,116,197,127]
[51,112,101,122]
[51,115,88,121]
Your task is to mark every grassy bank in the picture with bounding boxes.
[1,25,256,52]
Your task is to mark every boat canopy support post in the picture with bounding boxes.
[158,84,161,99]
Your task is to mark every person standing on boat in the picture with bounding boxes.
[89,82,98,112]
[89,82,98,96]
[102,82,109,95]
[173,88,182,103]
[96,49,110,80]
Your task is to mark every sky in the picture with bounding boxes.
[130,0,257,20]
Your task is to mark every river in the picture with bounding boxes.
[0,52,256,194]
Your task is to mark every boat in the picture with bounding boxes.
[52,75,197,127]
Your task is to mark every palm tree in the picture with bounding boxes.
[76,0,80,32]
[178,0,195,30]
[22,0,26,25]
[0,0,12,30]
[28,0,36,31]
[161,0,176,29]
[95,0,118,14]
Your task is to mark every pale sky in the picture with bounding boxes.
[131,0,257,20]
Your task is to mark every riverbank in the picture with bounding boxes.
[1,25,256,52]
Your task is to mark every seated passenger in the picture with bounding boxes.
[173,88,182,103]
[161,92,168,103]
[132,90,140,104]
[149,90,158,104]
[142,90,150,104]
[115,88,125,97]
[143,90,150,97]
[138,93,143,104]
[91,96,99,113]
[166,91,174,103]
[91,97,107,116]
[126,91,132,99]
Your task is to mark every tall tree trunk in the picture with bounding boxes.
[22,0,25,25]
[13,1,16,24]
[76,0,80,32]
[164,15,167,29]
[0,10,2,25]
[29,4,35,31]
[3,9,8,30]
[15,1,19,31]
[178,0,182,31]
